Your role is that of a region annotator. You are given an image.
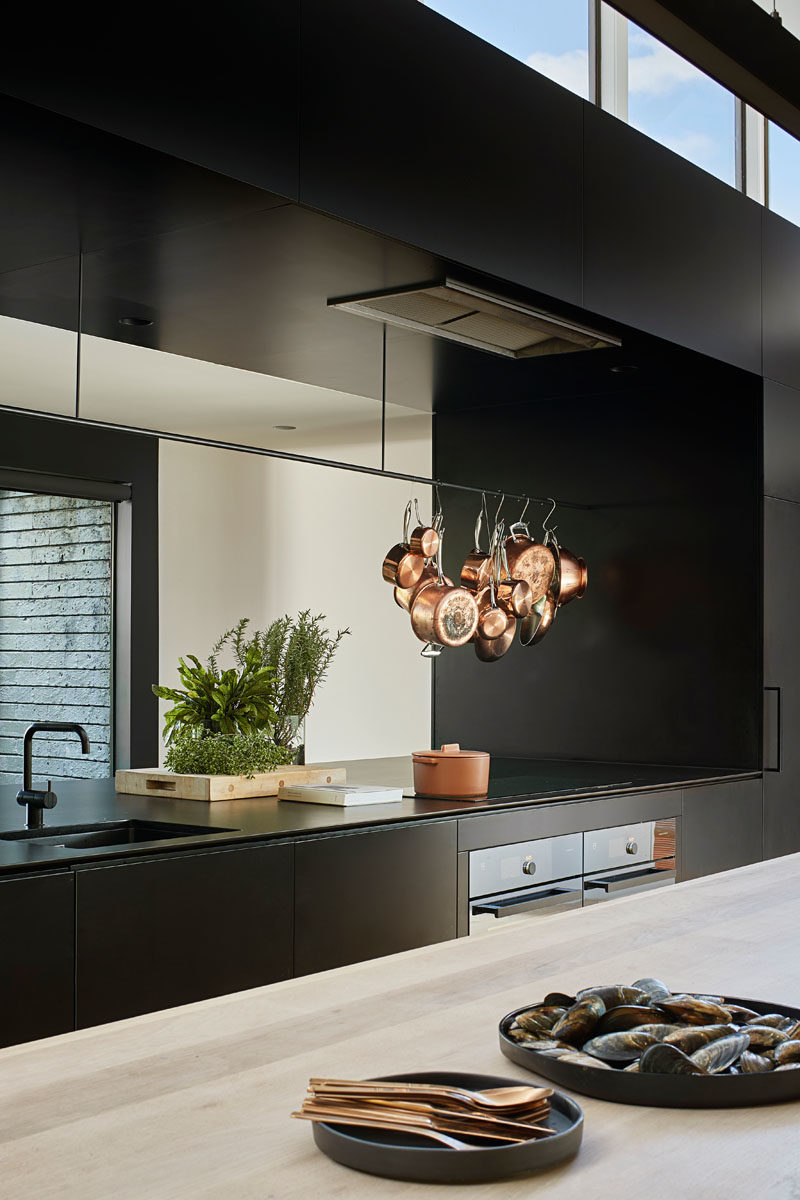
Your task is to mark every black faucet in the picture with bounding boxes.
[16,722,91,829]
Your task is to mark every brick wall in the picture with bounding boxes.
[0,490,113,785]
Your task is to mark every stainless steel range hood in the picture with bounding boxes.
[328,279,621,359]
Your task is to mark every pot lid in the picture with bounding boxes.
[412,743,489,759]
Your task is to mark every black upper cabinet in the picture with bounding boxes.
[299,0,582,306]
[294,822,458,976]
[763,210,800,391]
[75,843,293,1028]
[764,380,800,503]
[0,870,74,1047]
[583,106,762,374]
[0,3,300,201]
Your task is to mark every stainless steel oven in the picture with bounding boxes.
[582,818,676,905]
[468,833,583,932]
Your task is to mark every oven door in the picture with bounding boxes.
[583,857,676,905]
[469,876,583,933]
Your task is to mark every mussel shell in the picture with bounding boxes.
[773,1039,800,1066]
[631,977,671,1004]
[746,1012,790,1028]
[575,985,649,1007]
[543,992,576,1008]
[663,1024,738,1053]
[595,1005,666,1035]
[782,1019,800,1040]
[689,994,727,1004]
[639,1043,707,1075]
[658,995,733,1025]
[745,1025,789,1052]
[516,1009,558,1034]
[582,1030,658,1063]
[632,1023,682,1039]
[551,996,606,1045]
[725,1004,761,1022]
[507,1030,571,1050]
[738,1050,775,1074]
[690,1033,749,1074]
[775,1063,800,1071]
[557,1052,613,1070]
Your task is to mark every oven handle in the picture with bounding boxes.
[471,883,582,917]
[584,863,676,895]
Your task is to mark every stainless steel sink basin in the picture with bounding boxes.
[0,820,237,849]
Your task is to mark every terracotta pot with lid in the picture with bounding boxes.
[412,743,491,799]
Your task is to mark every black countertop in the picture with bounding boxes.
[0,756,758,874]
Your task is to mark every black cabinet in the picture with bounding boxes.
[294,822,458,976]
[764,496,800,858]
[75,842,293,1028]
[680,779,763,881]
[0,869,74,1047]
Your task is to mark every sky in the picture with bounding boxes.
[421,1,800,226]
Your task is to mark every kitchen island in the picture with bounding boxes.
[1,853,797,1199]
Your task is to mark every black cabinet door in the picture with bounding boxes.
[76,843,293,1028]
[764,497,800,857]
[680,779,763,882]
[294,822,458,976]
[0,869,74,1047]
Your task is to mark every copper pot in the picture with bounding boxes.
[474,584,508,640]
[382,501,425,589]
[412,743,490,799]
[475,610,516,660]
[556,544,588,605]
[460,511,492,593]
[504,521,556,604]
[519,591,557,646]
[393,563,446,612]
[409,524,440,558]
[495,576,533,618]
[410,578,479,647]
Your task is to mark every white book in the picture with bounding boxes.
[278,783,404,807]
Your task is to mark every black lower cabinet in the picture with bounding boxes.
[294,822,458,976]
[0,869,74,1047]
[75,843,293,1027]
[680,779,763,882]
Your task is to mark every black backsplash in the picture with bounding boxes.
[433,344,762,770]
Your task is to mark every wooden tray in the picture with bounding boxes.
[115,765,346,802]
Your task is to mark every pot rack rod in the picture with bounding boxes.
[1,403,590,512]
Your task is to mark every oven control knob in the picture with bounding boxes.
[626,839,638,855]
[522,858,536,876]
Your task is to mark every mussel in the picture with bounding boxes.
[690,1033,749,1074]
[663,1024,737,1053]
[582,1030,658,1063]
[631,977,671,1004]
[746,1012,790,1028]
[738,1051,775,1074]
[551,996,606,1045]
[639,1043,707,1075]
[595,1005,665,1035]
[575,985,649,1007]
[658,996,732,1026]
[744,1025,789,1052]
[516,1009,558,1034]
[773,1040,800,1066]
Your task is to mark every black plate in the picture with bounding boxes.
[500,994,800,1108]
[310,1071,583,1183]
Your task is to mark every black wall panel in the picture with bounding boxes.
[0,3,300,200]
[434,358,761,770]
[582,106,762,374]
[763,210,800,392]
[299,0,582,307]
[680,779,764,881]
[764,380,800,503]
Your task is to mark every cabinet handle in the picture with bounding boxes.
[764,687,781,772]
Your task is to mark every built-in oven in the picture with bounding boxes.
[582,818,676,905]
[468,833,583,932]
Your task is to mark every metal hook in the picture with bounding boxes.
[542,497,557,534]
[519,497,530,525]
[402,499,413,544]
[433,484,443,531]
[494,493,505,525]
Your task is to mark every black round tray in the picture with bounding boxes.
[311,1071,583,1183]
[499,994,800,1108]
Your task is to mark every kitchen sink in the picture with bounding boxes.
[0,820,237,849]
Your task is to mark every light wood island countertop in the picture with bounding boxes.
[1,854,799,1199]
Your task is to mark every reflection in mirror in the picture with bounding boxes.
[158,441,432,764]
[0,258,80,418]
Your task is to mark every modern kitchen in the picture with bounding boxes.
[1,0,799,1194]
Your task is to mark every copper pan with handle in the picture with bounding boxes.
[410,532,479,648]
[382,501,425,589]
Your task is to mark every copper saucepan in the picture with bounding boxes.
[460,510,492,594]
[492,523,533,618]
[410,534,479,648]
[520,532,560,646]
[474,583,507,640]
[394,563,451,612]
[382,501,425,589]
[409,498,441,559]
[475,609,516,661]
[504,520,556,605]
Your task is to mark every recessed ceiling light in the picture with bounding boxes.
[118,316,154,328]
[610,364,638,374]
[273,424,297,431]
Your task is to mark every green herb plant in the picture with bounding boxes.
[164,731,293,777]
[152,646,277,746]
[210,611,350,751]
